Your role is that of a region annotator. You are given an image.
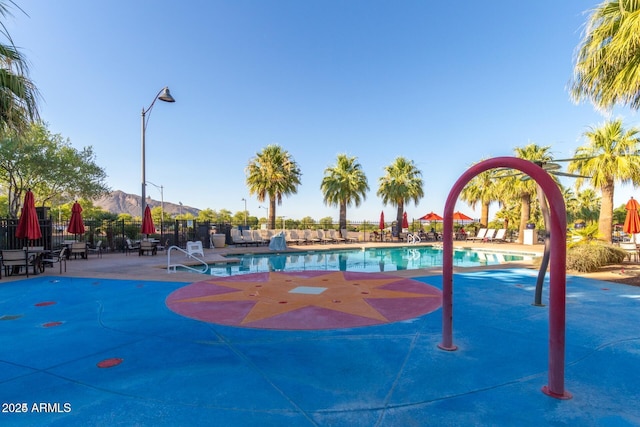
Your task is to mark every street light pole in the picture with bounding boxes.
[146,181,164,242]
[141,87,175,220]
[241,198,247,227]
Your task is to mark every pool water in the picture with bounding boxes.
[203,247,535,277]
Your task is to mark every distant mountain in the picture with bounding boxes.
[93,190,200,217]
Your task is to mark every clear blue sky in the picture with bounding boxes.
[6,1,638,222]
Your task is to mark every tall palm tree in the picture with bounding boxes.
[245,144,302,229]
[377,157,424,229]
[320,154,369,231]
[460,164,501,227]
[571,1,640,111]
[568,119,640,242]
[0,1,39,130]
[510,143,554,244]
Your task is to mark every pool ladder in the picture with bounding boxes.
[167,245,208,274]
[407,233,421,245]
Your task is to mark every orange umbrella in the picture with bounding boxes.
[141,205,155,237]
[452,211,473,222]
[67,201,85,239]
[623,197,640,241]
[419,212,443,221]
[15,189,42,245]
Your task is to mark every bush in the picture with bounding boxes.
[566,242,627,273]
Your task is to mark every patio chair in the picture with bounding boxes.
[41,247,67,274]
[124,239,140,255]
[620,242,639,262]
[139,240,157,256]
[88,240,103,258]
[1,249,31,277]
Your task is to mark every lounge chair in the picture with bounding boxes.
[252,230,267,246]
[341,229,357,243]
[487,229,507,243]
[482,229,496,243]
[231,229,246,246]
[318,230,334,244]
[467,228,487,242]
[242,229,257,246]
[330,229,346,243]
[304,229,320,244]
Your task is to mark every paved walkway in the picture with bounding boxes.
[1,241,639,425]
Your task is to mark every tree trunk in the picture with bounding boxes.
[599,181,614,243]
[517,193,531,244]
[481,202,489,227]
[339,201,347,231]
[269,198,277,230]
[396,202,404,231]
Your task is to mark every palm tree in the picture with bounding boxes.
[571,1,640,111]
[0,1,40,130]
[510,143,554,244]
[377,157,424,229]
[245,144,302,229]
[568,119,640,242]
[576,188,601,225]
[321,154,369,231]
[460,164,501,227]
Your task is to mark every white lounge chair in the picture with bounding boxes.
[466,228,487,241]
[487,228,507,242]
[482,229,496,243]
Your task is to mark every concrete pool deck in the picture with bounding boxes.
[1,240,639,425]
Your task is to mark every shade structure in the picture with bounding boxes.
[419,212,443,221]
[67,201,85,238]
[452,211,473,222]
[15,189,42,243]
[379,211,385,230]
[623,197,640,242]
[402,212,409,229]
[141,205,155,236]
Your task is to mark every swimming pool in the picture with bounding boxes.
[199,246,535,277]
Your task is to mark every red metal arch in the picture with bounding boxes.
[439,157,571,399]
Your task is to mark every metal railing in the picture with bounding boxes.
[166,245,208,274]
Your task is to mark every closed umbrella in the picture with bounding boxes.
[379,211,385,230]
[402,212,409,229]
[141,205,155,238]
[67,201,85,240]
[15,189,42,246]
[623,197,640,243]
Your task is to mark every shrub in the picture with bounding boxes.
[566,242,627,273]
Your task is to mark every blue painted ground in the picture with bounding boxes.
[0,269,639,426]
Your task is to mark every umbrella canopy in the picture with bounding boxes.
[15,189,42,242]
[452,211,473,222]
[141,205,155,236]
[402,212,409,229]
[67,201,85,237]
[379,211,385,230]
[623,197,640,241]
[419,212,443,221]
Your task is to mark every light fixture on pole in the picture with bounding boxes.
[241,198,247,227]
[141,87,175,220]
[146,181,164,242]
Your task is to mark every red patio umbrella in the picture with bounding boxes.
[402,212,409,229]
[15,189,42,245]
[141,205,155,237]
[379,211,385,230]
[623,197,640,242]
[67,201,85,240]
